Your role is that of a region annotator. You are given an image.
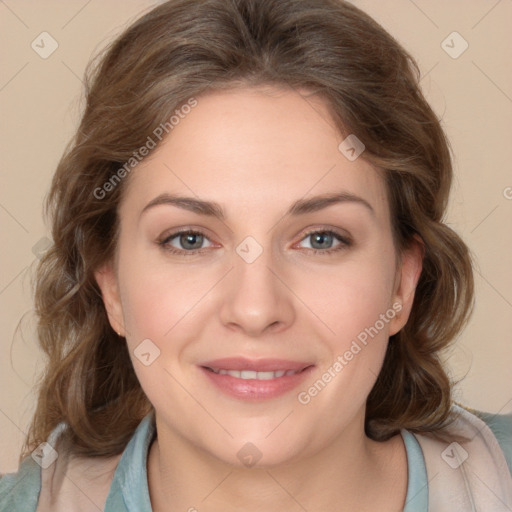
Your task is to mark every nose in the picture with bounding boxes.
[218,244,296,337]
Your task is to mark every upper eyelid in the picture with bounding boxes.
[299,227,349,239]
[160,227,213,242]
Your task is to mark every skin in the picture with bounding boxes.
[95,86,423,512]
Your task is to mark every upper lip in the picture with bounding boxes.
[200,357,314,372]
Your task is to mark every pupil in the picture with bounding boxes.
[181,233,202,249]
[312,233,332,249]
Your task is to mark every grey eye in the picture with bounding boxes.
[298,231,343,251]
[162,231,213,251]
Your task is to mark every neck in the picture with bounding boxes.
[147,415,408,512]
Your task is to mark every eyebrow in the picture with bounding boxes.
[140,192,375,220]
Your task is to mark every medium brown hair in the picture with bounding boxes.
[21,0,474,461]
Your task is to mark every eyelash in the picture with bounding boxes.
[157,228,352,256]
[300,229,352,255]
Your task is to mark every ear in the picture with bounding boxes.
[388,234,424,336]
[94,261,125,337]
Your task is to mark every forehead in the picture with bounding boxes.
[120,86,389,223]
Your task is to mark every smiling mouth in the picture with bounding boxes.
[203,367,310,380]
[199,362,315,400]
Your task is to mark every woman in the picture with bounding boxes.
[1,0,511,511]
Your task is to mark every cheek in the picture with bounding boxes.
[116,253,226,401]
[123,273,205,340]
[117,244,213,340]
[119,232,397,345]
[297,295,394,429]
[116,258,208,401]
[296,241,397,405]
[298,243,397,344]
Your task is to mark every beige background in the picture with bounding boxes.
[1,0,511,473]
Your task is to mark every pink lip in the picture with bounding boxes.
[200,357,312,372]
[198,357,315,401]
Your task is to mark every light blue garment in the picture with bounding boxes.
[1,409,511,512]
[402,430,429,511]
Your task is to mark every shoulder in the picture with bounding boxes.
[466,405,512,475]
[438,403,512,478]
[411,403,512,511]
[40,447,122,511]
[1,412,155,512]
[0,456,42,512]
[0,423,122,512]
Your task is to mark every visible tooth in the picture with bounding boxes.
[212,369,299,379]
[257,371,276,380]
[240,370,257,379]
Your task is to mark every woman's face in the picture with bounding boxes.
[96,86,422,467]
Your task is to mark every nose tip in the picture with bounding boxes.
[219,249,295,337]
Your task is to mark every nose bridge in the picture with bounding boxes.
[219,236,295,335]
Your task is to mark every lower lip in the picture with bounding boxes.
[199,366,315,401]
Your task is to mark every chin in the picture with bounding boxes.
[207,435,308,470]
